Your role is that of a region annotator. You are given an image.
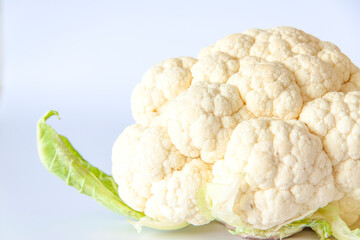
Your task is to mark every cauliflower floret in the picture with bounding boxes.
[284,55,340,101]
[131,57,197,126]
[212,118,338,230]
[191,52,239,84]
[228,57,303,119]
[317,41,353,82]
[112,124,212,225]
[165,81,250,163]
[299,91,360,226]
[145,159,212,224]
[299,92,360,176]
[198,33,254,59]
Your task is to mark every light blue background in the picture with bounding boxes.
[1,1,359,239]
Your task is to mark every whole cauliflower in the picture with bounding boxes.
[38,26,360,240]
[119,25,359,230]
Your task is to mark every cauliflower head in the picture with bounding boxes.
[117,26,359,233]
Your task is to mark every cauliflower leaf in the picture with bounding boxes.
[312,205,360,240]
[37,110,145,220]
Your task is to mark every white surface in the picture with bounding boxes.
[1,0,359,239]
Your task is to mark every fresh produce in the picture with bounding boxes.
[37,27,360,239]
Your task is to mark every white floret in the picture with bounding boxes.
[228,57,303,119]
[165,81,249,163]
[285,55,341,101]
[198,33,254,59]
[317,41,353,82]
[299,91,360,173]
[131,57,197,126]
[191,52,239,84]
[144,159,212,224]
[212,118,338,230]
[299,91,360,226]
[112,124,212,225]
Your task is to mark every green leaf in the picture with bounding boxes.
[311,205,360,240]
[37,110,145,220]
[285,218,332,240]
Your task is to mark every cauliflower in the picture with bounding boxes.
[38,26,360,239]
